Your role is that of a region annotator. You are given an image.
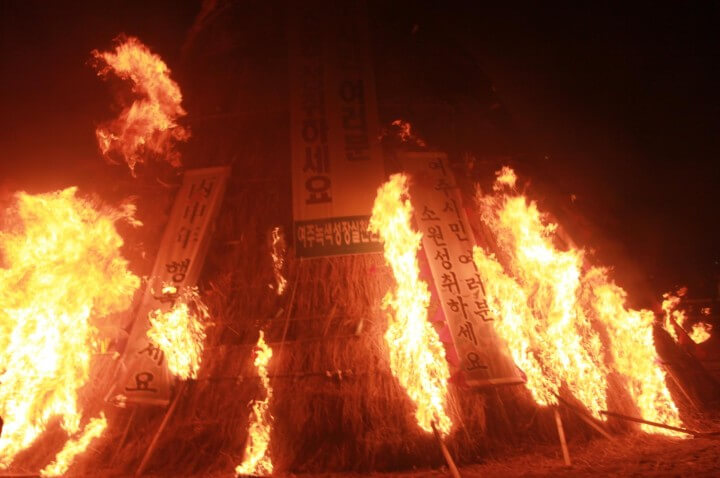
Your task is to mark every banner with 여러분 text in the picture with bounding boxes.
[108,166,230,406]
[289,0,386,258]
[399,152,522,387]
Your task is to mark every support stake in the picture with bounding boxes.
[135,382,187,476]
[554,407,571,466]
[600,410,695,436]
[431,421,461,478]
[109,406,137,466]
[552,393,613,441]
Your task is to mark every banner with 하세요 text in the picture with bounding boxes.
[289,0,386,257]
[108,167,230,406]
[399,152,523,387]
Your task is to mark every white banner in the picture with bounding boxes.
[289,0,386,257]
[108,167,230,406]
[399,152,522,387]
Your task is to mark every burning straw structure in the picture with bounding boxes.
[3,6,715,475]
[103,167,496,474]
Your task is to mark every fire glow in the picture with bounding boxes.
[369,173,452,436]
[0,188,140,467]
[661,290,687,343]
[236,330,274,476]
[147,286,211,380]
[472,167,683,435]
[92,36,190,174]
[661,290,712,345]
[269,226,287,295]
[40,413,108,477]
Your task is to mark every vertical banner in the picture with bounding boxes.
[289,0,386,258]
[399,152,522,387]
[109,167,230,406]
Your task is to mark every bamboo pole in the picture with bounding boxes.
[599,410,696,436]
[553,407,571,466]
[662,363,700,411]
[431,421,461,478]
[274,260,302,365]
[109,406,137,466]
[135,382,187,476]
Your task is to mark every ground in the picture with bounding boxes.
[290,433,720,478]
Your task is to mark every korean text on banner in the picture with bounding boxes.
[109,167,230,406]
[289,0,386,257]
[399,152,522,387]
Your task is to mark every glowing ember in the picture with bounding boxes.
[92,36,190,174]
[146,286,210,380]
[390,119,427,147]
[369,173,452,436]
[0,188,140,466]
[269,226,287,295]
[40,414,108,477]
[689,322,712,344]
[236,331,274,476]
[473,167,683,435]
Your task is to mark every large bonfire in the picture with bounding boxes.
[0,19,704,476]
[472,167,683,435]
[0,188,140,470]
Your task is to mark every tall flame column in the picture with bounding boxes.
[369,173,452,435]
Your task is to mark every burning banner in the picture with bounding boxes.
[0,188,140,468]
[93,36,190,175]
[398,152,522,387]
[370,173,452,436]
[110,167,229,406]
[472,167,683,435]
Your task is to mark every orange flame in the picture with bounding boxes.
[92,36,190,174]
[0,188,139,467]
[473,167,683,435]
[269,226,287,296]
[390,119,427,147]
[369,173,452,436]
[689,322,712,344]
[660,288,710,345]
[661,289,688,342]
[146,286,210,380]
[40,413,107,477]
[236,331,274,476]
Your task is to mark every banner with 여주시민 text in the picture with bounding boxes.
[399,152,522,387]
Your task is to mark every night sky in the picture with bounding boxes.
[1,1,718,302]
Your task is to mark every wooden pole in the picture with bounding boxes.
[109,406,137,466]
[275,260,302,365]
[553,407,571,466]
[552,393,613,440]
[600,410,696,436]
[662,363,700,411]
[431,421,461,478]
[135,382,187,476]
